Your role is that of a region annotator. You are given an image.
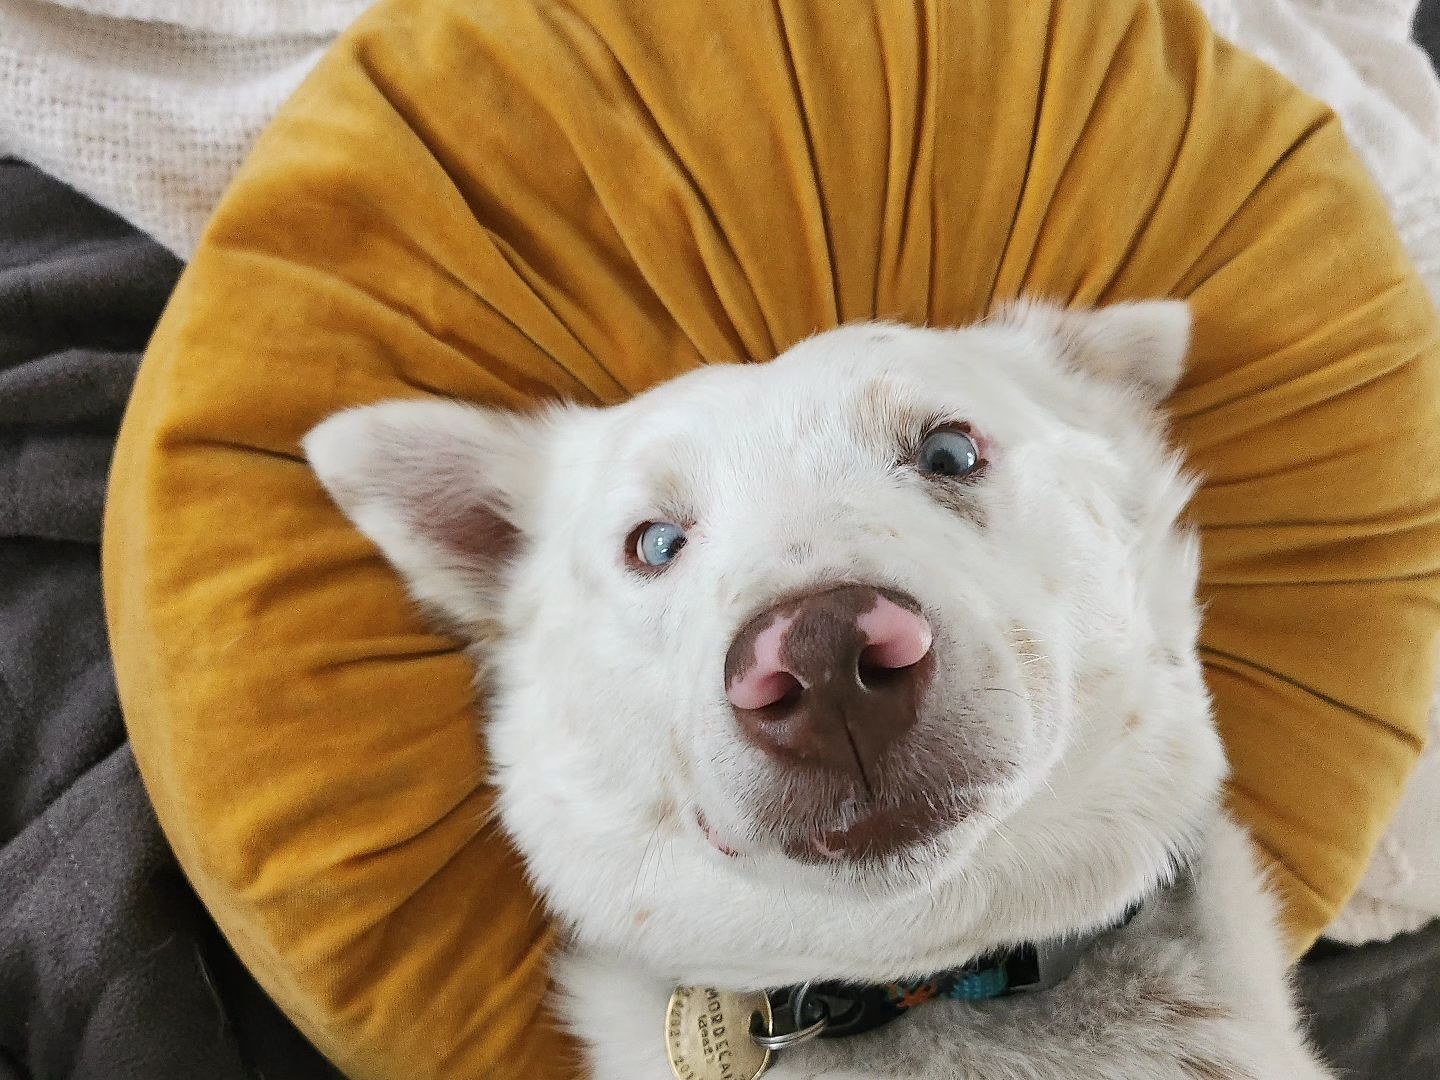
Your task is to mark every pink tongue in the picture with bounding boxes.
[811,833,845,860]
[698,813,740,857]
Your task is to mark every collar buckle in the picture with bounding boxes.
[1004,939,1083,994]
[1005,898,1145,994]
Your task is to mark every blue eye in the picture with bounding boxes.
[917,426,983,478]
[634,521,687,568]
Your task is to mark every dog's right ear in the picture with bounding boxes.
[303,400,552,630]
[995,298,1191,404]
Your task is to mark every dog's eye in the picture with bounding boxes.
[631,521,687,569]
[917,425,984,479]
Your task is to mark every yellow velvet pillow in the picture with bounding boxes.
[104,0,1440,1076]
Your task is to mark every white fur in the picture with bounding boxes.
[305,301,1331,1079]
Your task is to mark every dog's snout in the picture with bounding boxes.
[724,585,933,785]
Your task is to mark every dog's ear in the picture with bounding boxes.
[997,299,1191,403]
[303,399,554,630]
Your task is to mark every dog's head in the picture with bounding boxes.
[305,300,1224,986]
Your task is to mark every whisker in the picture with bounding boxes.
[979,686,1023,700]
[629,816,666,907]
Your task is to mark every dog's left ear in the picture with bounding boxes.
[998,299,1191,403]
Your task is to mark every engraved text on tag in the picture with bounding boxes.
[665,985,772,1080]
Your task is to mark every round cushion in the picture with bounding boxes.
[104,0,1440,1076]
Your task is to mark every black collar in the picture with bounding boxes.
[759,898,1144,1044]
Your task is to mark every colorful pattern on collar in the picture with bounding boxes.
[882,965,1010,1008]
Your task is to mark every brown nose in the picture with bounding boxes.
[724,585,934,789]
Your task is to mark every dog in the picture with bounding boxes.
[305,300,1332,1079]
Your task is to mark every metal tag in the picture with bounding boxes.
[665,985,773,1080]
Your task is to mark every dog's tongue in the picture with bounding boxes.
[805,803,941,862]
[811,833,846,860]
[698,812,740,857]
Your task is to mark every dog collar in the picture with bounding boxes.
[757,897,1145,1049]
[662,898,1146,1080]
[664,895,1151,1079]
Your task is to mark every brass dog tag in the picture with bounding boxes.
[665,985,773,1080]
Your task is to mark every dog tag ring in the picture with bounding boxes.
[665,986,773,1080]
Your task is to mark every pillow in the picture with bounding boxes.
[104,0,1440,1076]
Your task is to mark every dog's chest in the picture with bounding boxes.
[568,881,1266,1080]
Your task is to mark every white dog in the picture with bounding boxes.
[305,301,1332,1080]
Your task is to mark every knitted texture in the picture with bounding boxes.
[0,0,370,254]
[38,0,369,35]
[1,0,1436,944]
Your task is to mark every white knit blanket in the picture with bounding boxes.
[1,0,1437,945]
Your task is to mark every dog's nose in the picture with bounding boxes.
[724,586,933,784]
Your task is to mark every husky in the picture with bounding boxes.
[305,300,1331,1079]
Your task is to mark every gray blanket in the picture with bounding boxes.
[1420,0,1440,74]
[0,158,341,1080]
[0,155,1436,1078]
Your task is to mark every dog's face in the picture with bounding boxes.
[306,301,1225,987]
